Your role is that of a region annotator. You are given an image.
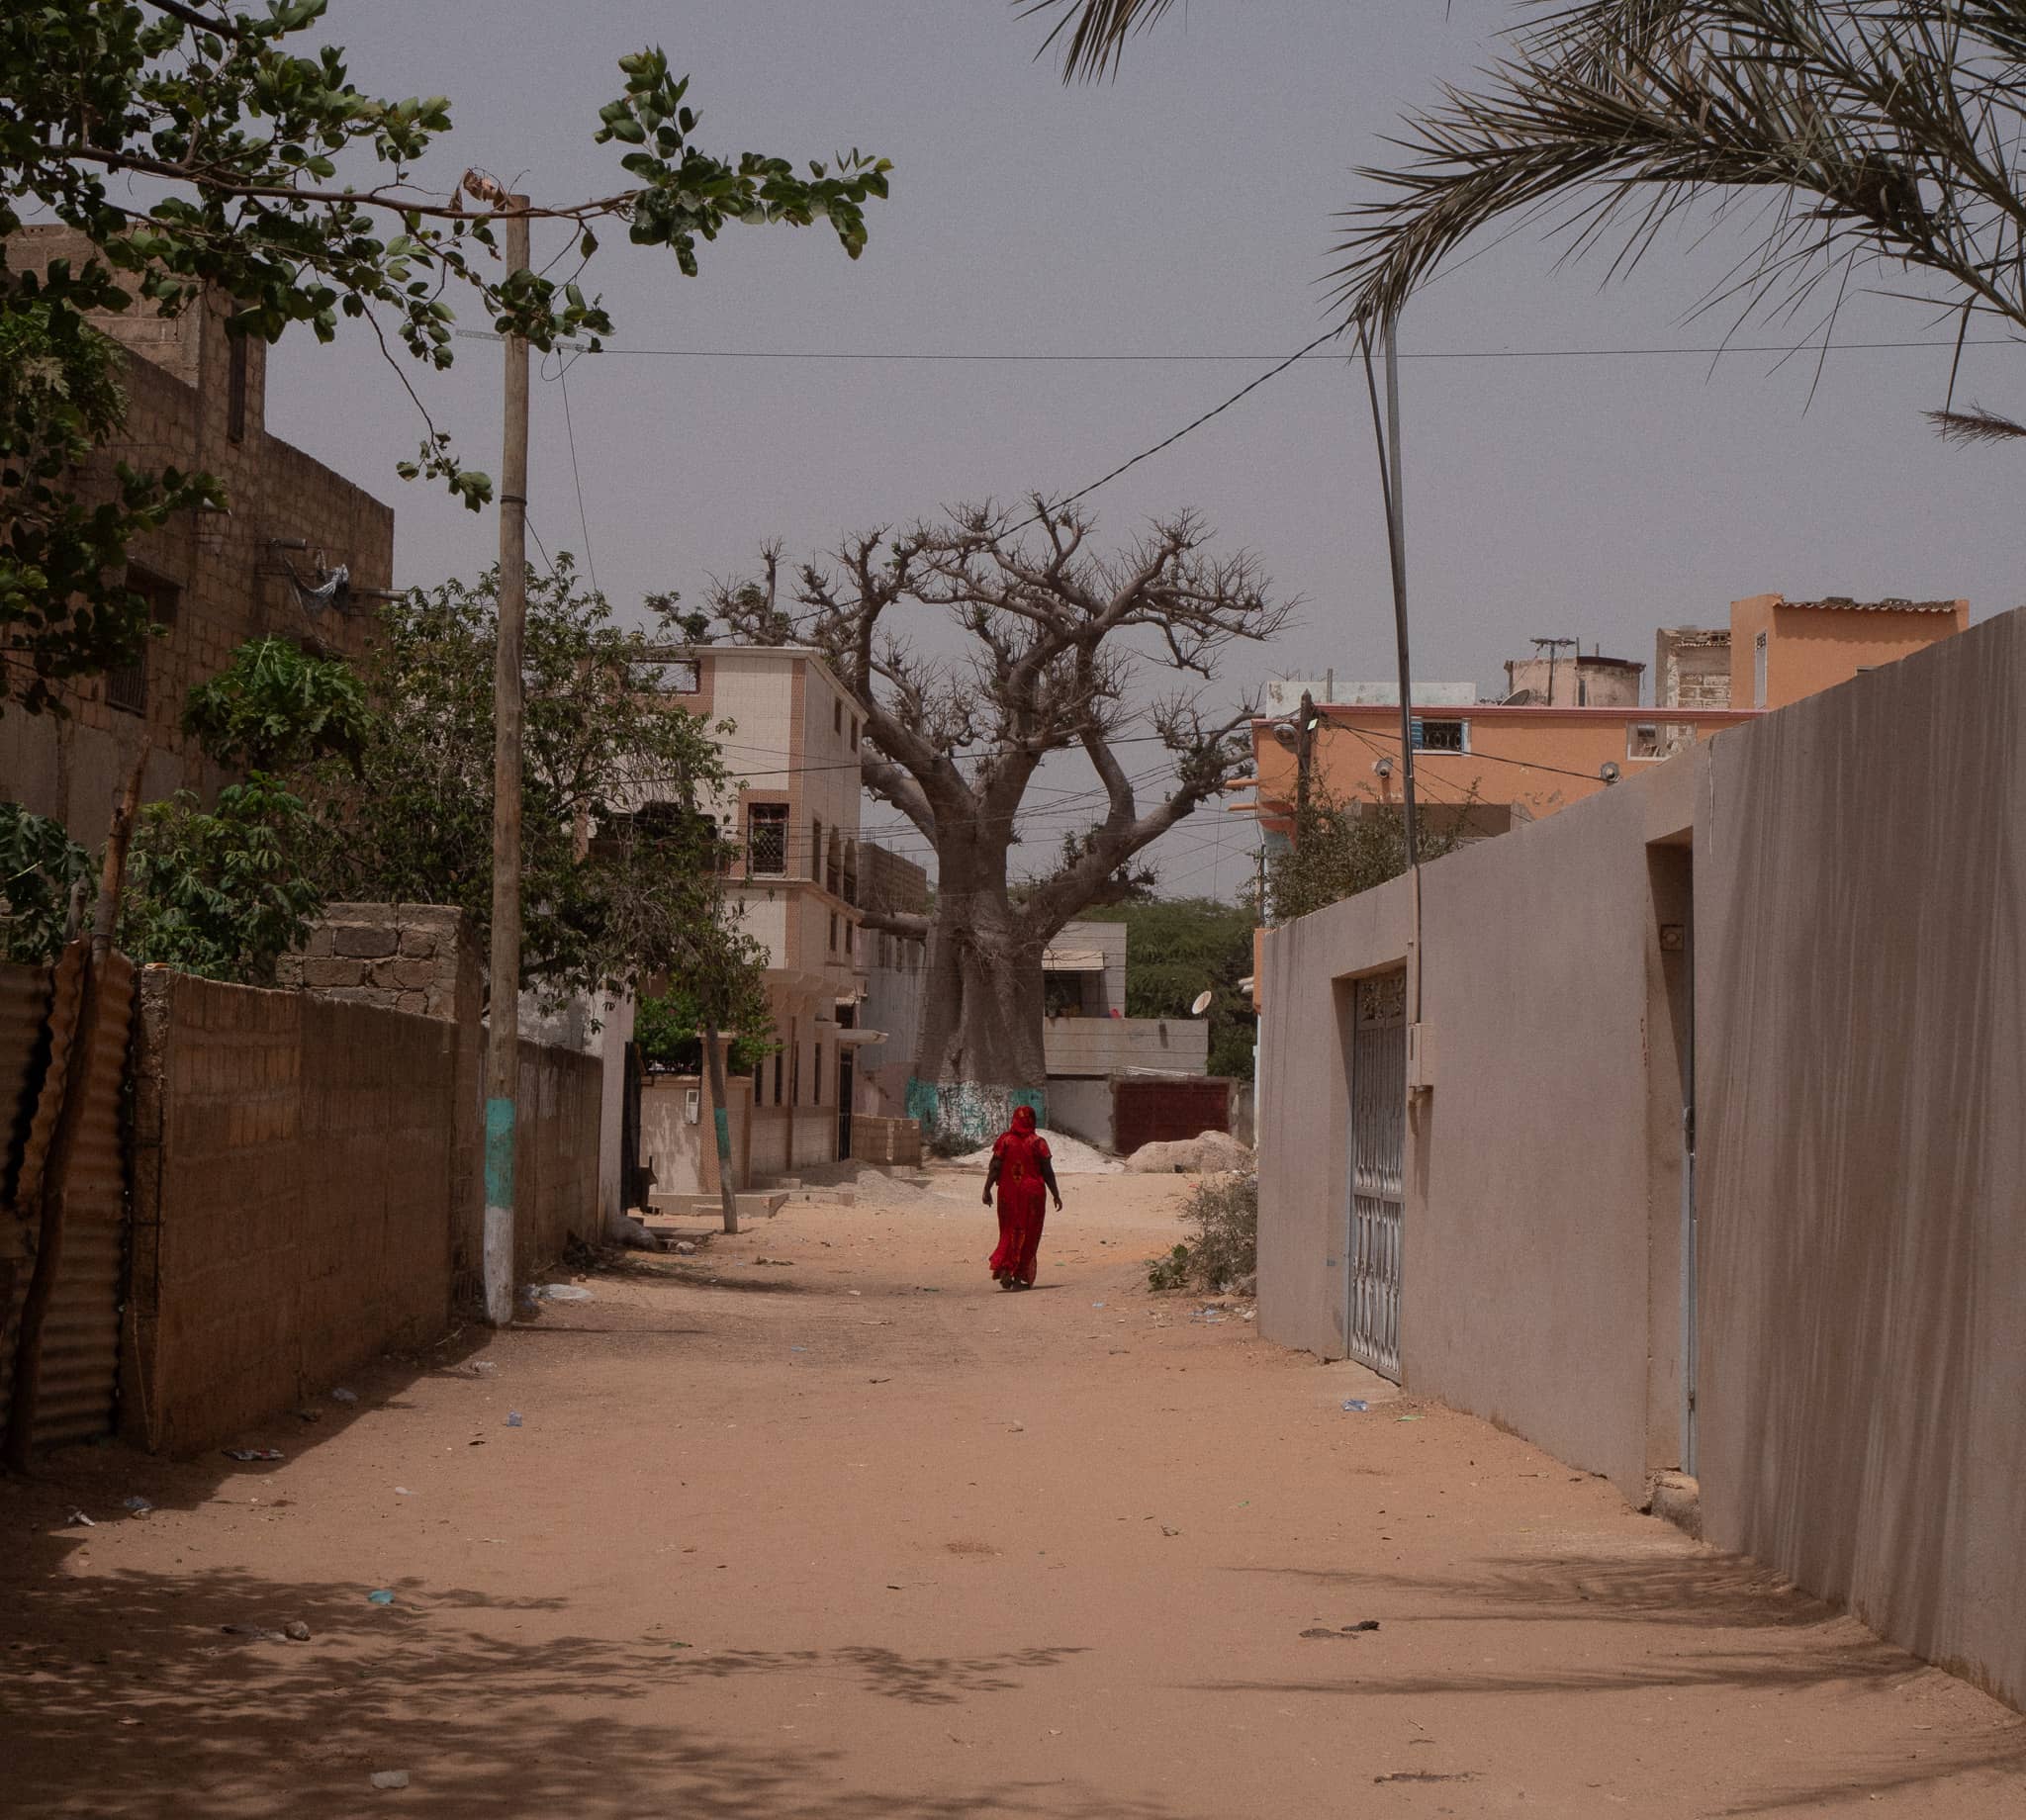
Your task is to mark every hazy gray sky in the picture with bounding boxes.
[267,1,2024,901]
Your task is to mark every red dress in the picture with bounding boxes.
[988,1116,1051,1286]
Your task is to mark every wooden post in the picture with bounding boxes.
[483,196,531,1327]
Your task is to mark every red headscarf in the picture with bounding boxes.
[1010,1105,1038,1136]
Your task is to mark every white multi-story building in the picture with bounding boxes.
[641,643,870,1175]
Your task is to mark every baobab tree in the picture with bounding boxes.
[710,500,1292,1146]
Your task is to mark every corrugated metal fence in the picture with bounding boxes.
[1,952,135,1450]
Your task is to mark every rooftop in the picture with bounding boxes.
[1781,596,1963,614]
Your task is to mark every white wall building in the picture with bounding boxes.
[637,644,871,1175]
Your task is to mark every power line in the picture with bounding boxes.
[502,333,2017,364]
[557,360,599,599]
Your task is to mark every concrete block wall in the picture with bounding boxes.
[1,227,394,842]
[125,970,460,1455]
[510,1038,603,1279]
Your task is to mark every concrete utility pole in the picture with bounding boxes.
[1294,688,1319,825]
[1361,317,1419,870]
[484,192,531,1327]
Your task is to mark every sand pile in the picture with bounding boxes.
[1124,1131,1253,1175]
[954,1128,1123,1175]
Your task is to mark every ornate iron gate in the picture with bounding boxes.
[1347,968,1407,1380]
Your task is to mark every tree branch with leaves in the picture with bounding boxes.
[3,0,891,708]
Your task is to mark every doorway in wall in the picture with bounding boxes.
[1345,967,1408,1381]
[1648,841,1698,1475]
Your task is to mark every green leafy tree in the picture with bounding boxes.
[121,775,323,983]
[181,636,372,775]
[0,799,94,960]
[1036,0,2026,437]
[1269,788,1476,925]
[1081,896,1259,1079]
[634,974,776,1076]
[322,558,755,1007]
[3,1,890,706]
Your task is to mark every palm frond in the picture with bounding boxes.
[1022,0,1185,82]
[1926,402,2026,440]
[1333,0,2026,337]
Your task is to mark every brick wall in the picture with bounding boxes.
[123,904,607,1452]
[124,971,461,1455]
[2,227,396,841]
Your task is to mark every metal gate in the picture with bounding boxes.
[1347,968,1407,1380]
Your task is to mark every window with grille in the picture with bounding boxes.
[747,802,788,875]
[1412,717,1468,753]
[105,573,180,715]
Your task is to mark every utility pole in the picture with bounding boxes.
[1530,636,1579,706]
[483,189,531,1327]
[1294,688,1319,826]
[1360,318,1419,869]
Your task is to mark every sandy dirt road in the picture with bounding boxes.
[3,1167,2021,1818]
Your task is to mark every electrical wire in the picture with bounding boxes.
[510,334,2016,363]
[557,359,600,599]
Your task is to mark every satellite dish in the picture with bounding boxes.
[1190,990,1214,1016]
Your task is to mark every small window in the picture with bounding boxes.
[105,654,147,716]
[834,698,844,736]
[747,802,788,875]
[828,911,839,953]
[850,716,860,751]
[1628,721,1697,762]
[809,816,822,882]
[773,1052,783,1107]
[813,1043,823,1105]
[1413,718,1468,753]
[105,573,181,716]
[753,1059,764,1100]
[790,1045,800,1106]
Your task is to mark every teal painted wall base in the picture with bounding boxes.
[906,1079,1048,1153]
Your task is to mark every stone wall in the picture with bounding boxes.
[275,903,479,1019]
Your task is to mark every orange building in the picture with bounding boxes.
[1249,592,1970,843]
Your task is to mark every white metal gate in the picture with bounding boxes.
[1347,968,1406,1380]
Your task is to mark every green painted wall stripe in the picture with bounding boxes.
[485,1096,515,1208]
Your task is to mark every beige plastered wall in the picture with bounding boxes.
[1257,606,2026,1707]
[1695,608,2025,1709]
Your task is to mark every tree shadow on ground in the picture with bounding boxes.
[0,1560,1133,1820]
[1199,1548,2026,1805]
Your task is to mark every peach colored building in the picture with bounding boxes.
[1727,592,1968,709]
[1250,593,1972,845]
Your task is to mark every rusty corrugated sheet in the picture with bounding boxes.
[0,960,54,1441]
[32,953,136,1448]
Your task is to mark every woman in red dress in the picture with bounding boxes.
[982,1105,1062,1290]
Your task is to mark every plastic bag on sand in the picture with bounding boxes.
[1125,1131,1253,1175]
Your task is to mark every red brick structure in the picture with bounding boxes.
[0,226,396,838]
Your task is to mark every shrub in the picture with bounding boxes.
[1146,1171,1257,1295]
